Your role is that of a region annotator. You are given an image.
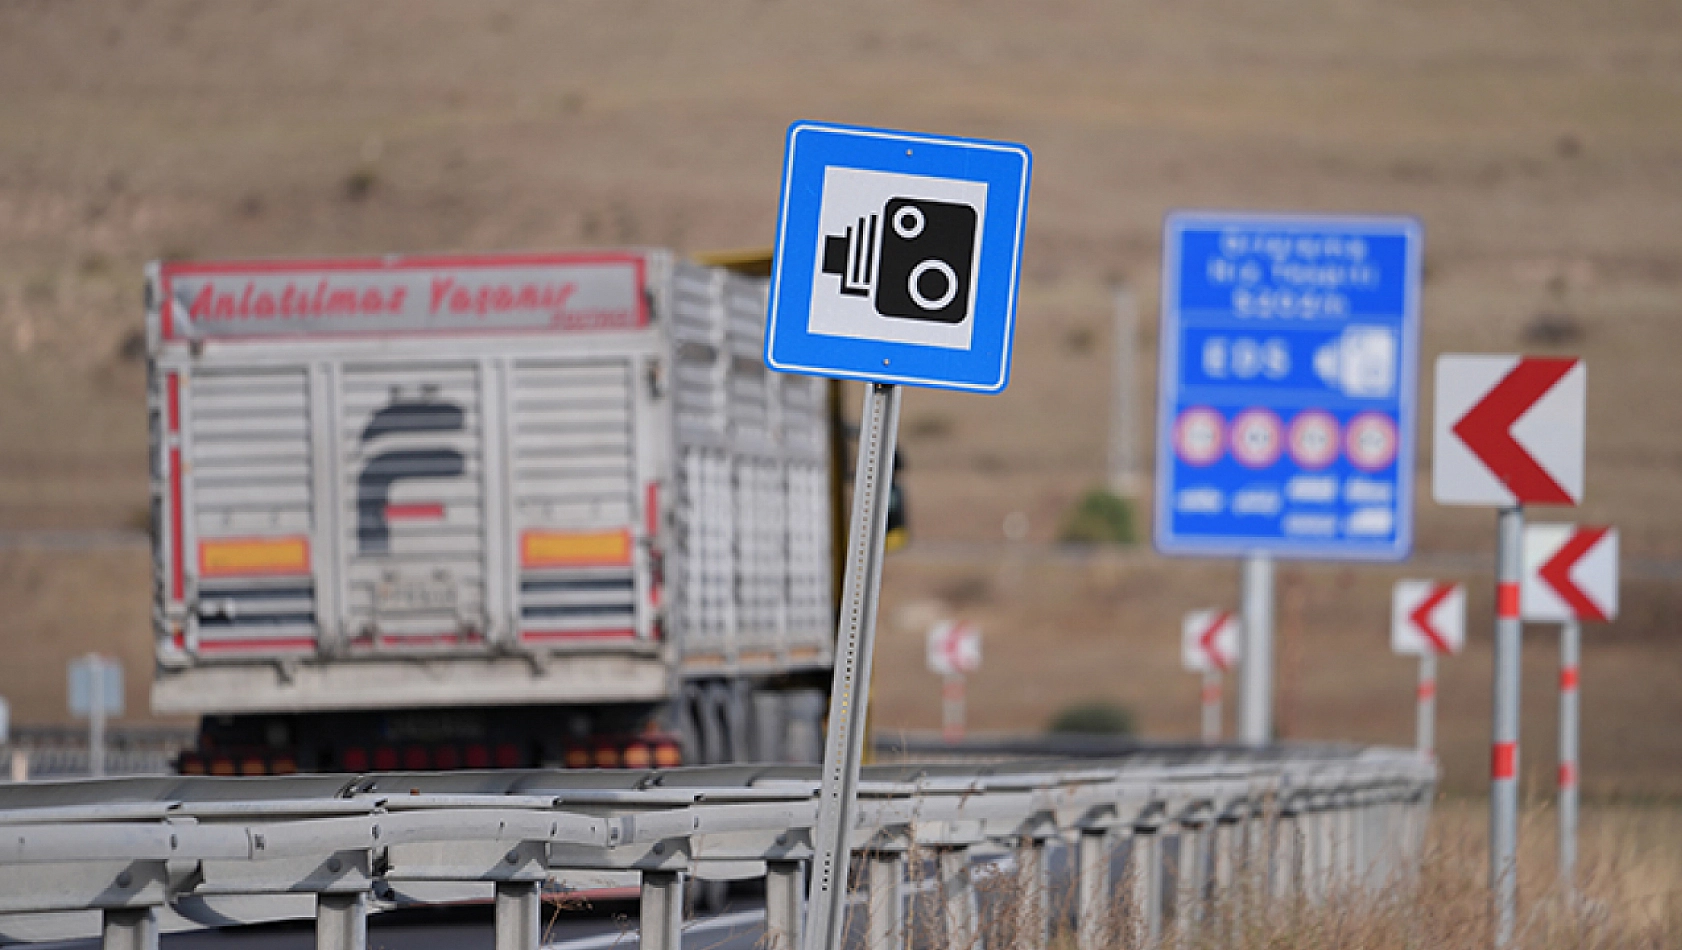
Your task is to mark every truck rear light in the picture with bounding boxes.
[341,747,370,772]
[433,745,461,770]
[177,752,206,775]
[239,756,267,776]
[270,756,298,776]
[465,744,492,769]
[592,744,621,769]
[493,743,523,768]
[402,745,430,770]
[652,739,682,768]
[210,757,236,776]
[373,747,399,771]
[621,741,652,769]
[563,747,591,769]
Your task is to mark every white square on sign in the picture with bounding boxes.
[808,167,987,351]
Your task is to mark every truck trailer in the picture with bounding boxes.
[145,250,833,774]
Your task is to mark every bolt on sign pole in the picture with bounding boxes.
[1558,619,1580,889]
[1201,669,1222,743]
[1416,652,1437,757]
[1490,506,1525,946]
[1239,553,1274,746]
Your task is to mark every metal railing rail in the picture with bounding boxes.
[0,746,1435,950]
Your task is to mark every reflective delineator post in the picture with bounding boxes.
[942,673,965,744]
[1558,619,1581,891]
[1416,652,1437,757]
[1490,506,1524,948]
[1201,670,1222,743]
[804,383,901,950]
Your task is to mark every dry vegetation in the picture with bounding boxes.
[0,1,1679,797]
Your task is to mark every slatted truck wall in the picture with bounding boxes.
[146,251,831,771]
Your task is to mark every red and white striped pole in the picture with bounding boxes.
[1558,619,1581,890]
[1490,506,1524,948]
[1416,652,1437,758]
[942,673,966,744]
[1201,669,1222,743]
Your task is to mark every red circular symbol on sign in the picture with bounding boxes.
[1345,412,1399,471]
[1288,410,1340,470]
[1174,407,1225,467]
[1230,408,1284,468]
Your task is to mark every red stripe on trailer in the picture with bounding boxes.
[1560,666,1579,691]
[1558,762,1577,789]
[196,637,316,653]
[167,373,185,602]
[1497,582,1521,619]
[519,628,637,642]
[1491,741,1517,780]
[646,482,660,539]
[1417,680,1436,701]
[385,503,445,520]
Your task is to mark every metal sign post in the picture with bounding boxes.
[69,654,123,779]
[1416,652,1437,756]
[1490,507,1524,946]
[1200,670,1222,743]
[1557,618,1580,889]
[803,382,901,950]
[942,673,966,744]
[1238,553,1274,745]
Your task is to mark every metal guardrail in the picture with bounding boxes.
[0,745,1435,950]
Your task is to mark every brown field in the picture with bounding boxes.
[1,0,1680,798]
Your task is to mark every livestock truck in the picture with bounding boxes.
[145,250,837,775]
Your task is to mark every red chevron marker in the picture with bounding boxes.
[1434,355,1584,507]
[1408,583,1458,654]
[1182,609,1239,673]
[1450,359,1576,504]
[1524,524,1618,623]
[1199,611,1233,671]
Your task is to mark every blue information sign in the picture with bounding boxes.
[765,122,1032,393]
[1155,211,1423,560]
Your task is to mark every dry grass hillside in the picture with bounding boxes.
[0,1,1679,793]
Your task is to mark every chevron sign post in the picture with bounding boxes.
[1183,610,1239,742]
[926,621,981,743]
[1391,581,1465,757]
[1523,524,1618,893]
[1432,354,1585,947]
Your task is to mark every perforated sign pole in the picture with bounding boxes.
[804,382,901,950]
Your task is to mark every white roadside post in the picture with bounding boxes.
[69,654,124,778]
[1522,523,1618,893]
[1434,354,1585,947]
[927,620,981,744]
[1390,581,1466,758]
[764,120,1031,950]
[1183,610,1239,743]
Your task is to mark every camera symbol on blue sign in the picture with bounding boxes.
[765,122,1032,393]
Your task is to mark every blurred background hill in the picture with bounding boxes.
[1,0,1679,794]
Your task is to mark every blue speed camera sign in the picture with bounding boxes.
[1155,211,1423,560]
[765,122,1032,393]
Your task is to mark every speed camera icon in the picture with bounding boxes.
[822,197,977,324]
[807,168,987,351]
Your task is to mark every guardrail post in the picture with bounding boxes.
[494,881,541,950]
[102,908,158,950]
[1075,829,1110,950]
[316,892,366,950]
[769,860,807,950]
[1301,804,1327,905]
[640,871,684,950]
[1129,827,1164,949]
[938,847,979,950]
[1211,814,1239,935]
[1017,837,1049,950]
[865,852,902,950]
[1270,806,1299,904]
[1336,795,1357,892]
[1174,815,1207,941]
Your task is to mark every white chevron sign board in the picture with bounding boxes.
[1522,524,1618,623]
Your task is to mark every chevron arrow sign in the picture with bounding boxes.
[1432,355,1585,507]
[1523,524,1618,623]
[1391,580,1466,655]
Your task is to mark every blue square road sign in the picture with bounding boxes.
[765,121,1032,393]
